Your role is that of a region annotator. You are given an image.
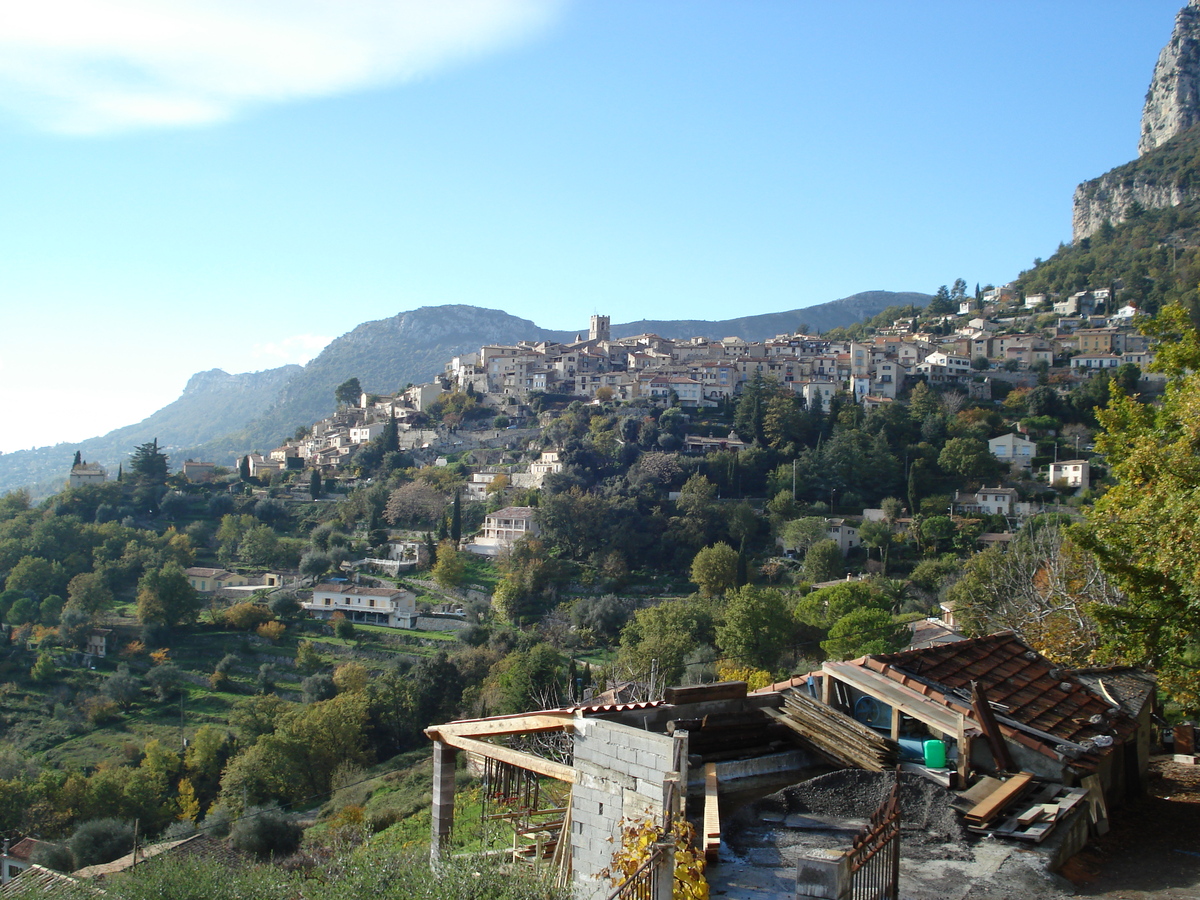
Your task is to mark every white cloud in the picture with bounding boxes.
[250,333,332,366]
[0,0,564,134]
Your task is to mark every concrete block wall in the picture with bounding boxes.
[571,718,678,899]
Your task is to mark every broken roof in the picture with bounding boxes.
[827,632,1138,771]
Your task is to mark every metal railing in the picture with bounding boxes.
[606,843,669,900]
[845,777,901,900]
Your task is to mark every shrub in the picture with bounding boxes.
[333,614,354,640]
[256,621,286,642]
[301,673,336,704]
[69,817,135,868]
[146,663,184,700]
[224,602,273,631]
[30,841,74,872]
[229,804,302,860]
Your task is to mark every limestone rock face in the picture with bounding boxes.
[1140,0,1200,156]
[1072,174,1194,241]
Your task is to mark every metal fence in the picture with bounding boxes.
[845,778,901,900]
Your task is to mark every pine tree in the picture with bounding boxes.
[383,413,399,454]
[129,438,169,485]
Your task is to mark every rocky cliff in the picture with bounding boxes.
[1140,0,1200,156]
[1073,2,1200,241]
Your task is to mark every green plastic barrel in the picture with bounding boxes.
[923,739,947,769]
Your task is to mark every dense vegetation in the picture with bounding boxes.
[0,282,1196,888]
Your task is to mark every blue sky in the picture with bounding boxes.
[0,0,1186,453]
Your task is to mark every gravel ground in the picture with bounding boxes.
[711,759,1200,900]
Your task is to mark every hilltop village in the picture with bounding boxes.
[9,280,1194,900]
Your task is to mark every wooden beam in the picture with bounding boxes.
[665,682,747,705]
[971,680,1014,773]
[703,763,721,865]
[432,734,577,784]
[823,662,964,736]
[428,712,575,740]
[963,771,1034,825]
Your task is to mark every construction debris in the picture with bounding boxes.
[764,689,897,772]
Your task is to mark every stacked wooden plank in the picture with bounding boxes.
[764,688,897,771]
[954,772,1089,843]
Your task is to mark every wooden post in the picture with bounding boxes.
[890,706,901,741]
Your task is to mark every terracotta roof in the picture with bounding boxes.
[184,567,233,578]
[4,839,46,862]
[861,632,1137,766]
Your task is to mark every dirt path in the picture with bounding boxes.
[1060,756,1200,899]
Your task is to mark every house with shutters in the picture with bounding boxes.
[305,583,417,628]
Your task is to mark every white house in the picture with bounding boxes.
[1048,459,1090,489]
[467,506,540,556]
[825,518,860,555]
[68,461,107,488]
[953,487,1019,517]
[988,432,1037,470]
[306,583,417,628]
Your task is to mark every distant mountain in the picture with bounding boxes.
[0,366,301,499]
[611,292,933,341]
[0,291,929,496]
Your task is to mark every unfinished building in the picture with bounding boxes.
[425,633,1155,899]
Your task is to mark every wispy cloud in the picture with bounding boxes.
[0,0,564,134]
[251,333,331,366]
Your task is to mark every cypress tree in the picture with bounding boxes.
[73,450,82,467]
[450,490,462,543]
[239,456,251,481]
[309,469,322,500]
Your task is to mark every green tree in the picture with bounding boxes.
[821,607,907,659]
[309,469,322,500]
[238,524,281,568]
[715,585,791,671]
[67,571,113,614]
[857,519,894,573]
[1071,303,1200,707]
[69,818,134,868]
[450,490,462,543]
[802,539,843,583]
[103,664,142,710]
[780,517,827,555]
[618,598,715,685]
[129,438,169,484]
[431,539,466,588]
[136,562,202,628]
[335,377,363,407]
[927,285,954,315]
[690,542,739,598]
[937,437,999,482]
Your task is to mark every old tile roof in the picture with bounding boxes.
[0,865,96,897]
[312,583,406,598]
[861,632,1137,767]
